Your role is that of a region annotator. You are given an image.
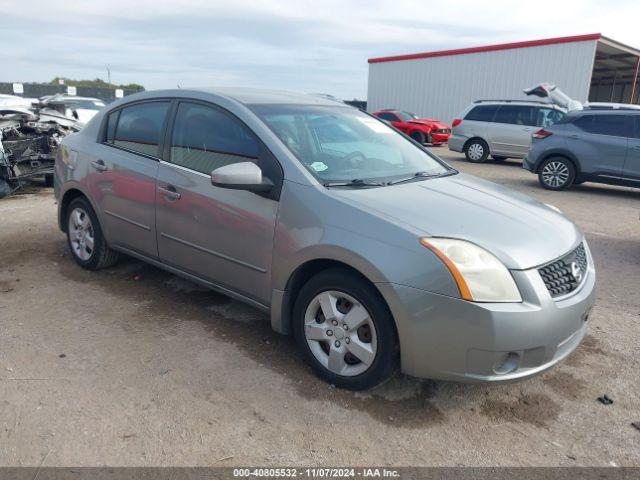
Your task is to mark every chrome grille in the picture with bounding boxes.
[538,243,588,298]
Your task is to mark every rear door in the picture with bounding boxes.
[623,116,640,181]
[89,100,170,257]
[155,100,281,304]
[566,113,629,177]
[488,105,537,157]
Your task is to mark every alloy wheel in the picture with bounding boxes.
[304,290,377,377]
[68,207,95,261]
[541,161,570,188]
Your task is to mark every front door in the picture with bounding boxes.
[88,101,170,257]
[488,105,536,157]
[155,100,281,304]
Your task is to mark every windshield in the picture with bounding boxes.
[250,104,450,184]
[395,111,415,121]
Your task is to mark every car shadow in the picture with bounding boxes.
[53,240,606,430]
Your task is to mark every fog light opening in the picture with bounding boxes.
[493,352,520,375]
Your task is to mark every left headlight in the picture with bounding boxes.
[420,237,522,303]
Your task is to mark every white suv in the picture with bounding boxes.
[448,100,565,163]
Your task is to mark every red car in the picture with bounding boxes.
[372,109,451,145]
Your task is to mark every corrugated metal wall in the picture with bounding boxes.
[367,40,598,123]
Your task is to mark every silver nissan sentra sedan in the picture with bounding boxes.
[54,88,596,390]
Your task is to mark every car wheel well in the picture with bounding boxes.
[282,259,396,338]
[538,153,580,176]
[59,189,87,232]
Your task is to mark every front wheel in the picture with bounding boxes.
[538,157,575,190]
[409,131,426,144]
[464,139,489,163]
[292,269,398,390]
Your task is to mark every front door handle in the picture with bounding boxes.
[158,185,181,200]
[90,159,108,172]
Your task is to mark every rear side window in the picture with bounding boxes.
[110,102,170,157]
[170,102,260,175]
[493,105,536,126]
[464,105,499,122]
[574,114,628,137]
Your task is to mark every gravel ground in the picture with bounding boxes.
[0,150,639,467]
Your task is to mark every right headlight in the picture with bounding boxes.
[419,237,522,303]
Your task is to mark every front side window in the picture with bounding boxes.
[493,105,536,126]
[169,102,260,175]
[465,105,499,122]
[574,114,628,137]
[110,101,170,157]
[250,104,450,184]
[537,108,565,128]
[395,111,414,121]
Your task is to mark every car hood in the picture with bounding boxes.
[409,119,449,129]
[331,173,581,270]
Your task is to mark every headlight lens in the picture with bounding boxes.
[420,238,522,303]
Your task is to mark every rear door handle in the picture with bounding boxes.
[90,159,108,172]
[568,134,580,140]
[158,185,181,200]
[633,145,640,152]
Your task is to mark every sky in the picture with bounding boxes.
[1,0,639,99]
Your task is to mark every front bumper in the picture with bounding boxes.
[430,133,450,145]
[377,243,596,383]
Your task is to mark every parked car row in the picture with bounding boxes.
[448,89,640,192]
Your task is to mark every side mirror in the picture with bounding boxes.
[211,162,273,192]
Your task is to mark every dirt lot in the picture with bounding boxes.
[1,150,639,467]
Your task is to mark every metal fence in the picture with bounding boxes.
[0,83,143,103]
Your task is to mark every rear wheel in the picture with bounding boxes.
[538,157,575,190]
[464,139,489,163]
[292,268,398,390]
[66,197,119,270]
[409,131,426,144]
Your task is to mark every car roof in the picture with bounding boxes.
[118,87,345,107]
[565,108,640,117]
[471,100,562,108]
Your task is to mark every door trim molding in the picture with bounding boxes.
[159,232,267,273]
[103,209,151,231]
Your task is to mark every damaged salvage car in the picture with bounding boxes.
[0,106,80,198]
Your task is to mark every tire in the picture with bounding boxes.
[44,174,54,188]
[492,155,508,162]
[409,131,426,144]
[66,197,119,270]
[292,268,399,390]
[538,157,575,191]
[464,138,489,163]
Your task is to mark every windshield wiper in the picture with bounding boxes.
[323,179,386,188]
[386,170,458,186]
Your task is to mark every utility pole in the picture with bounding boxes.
[107,66,111,87]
